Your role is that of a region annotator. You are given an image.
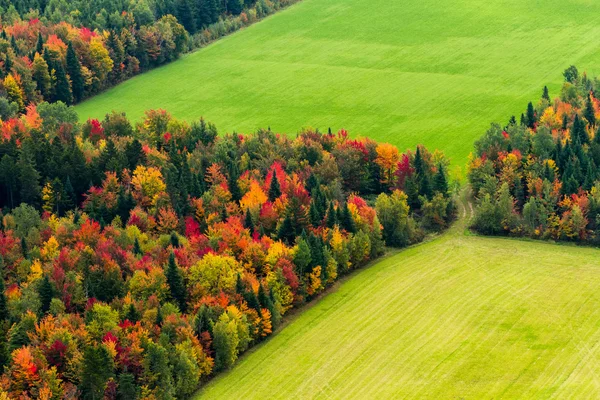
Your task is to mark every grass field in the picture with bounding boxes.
[196,209,600,399]
[76,0,600,170]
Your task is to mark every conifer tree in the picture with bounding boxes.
[66,42,85,102]
[526,102,536,129]
[542,86,550,101]
[433,164,449,195]
[584,93,596,127]
[340,203,356,233]
[166,252,186,312]
[53,61,73,105]
[268,172,281,202]
[38,275,53,315]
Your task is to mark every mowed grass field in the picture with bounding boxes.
[76,0,600,169]
[196,219,600,399]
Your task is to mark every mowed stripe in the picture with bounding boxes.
[76,0,600,171]
[195,233,600,399]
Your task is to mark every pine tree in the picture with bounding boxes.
[125,303,140,323]
[170,232,180,248]
[542,86,550,101]
[244,208,254,231]
[277,216,295,244]
[584,93,596,127]
[309,201,321,227]
[17,150,41,206]
[526,102,536,129]
[165,252,186,312]
[117,372,138,400]
[177,0,197,33]
[38,275,53,314]
[340,203,356,233]
[53,61,73,105]
[36,32,44,54]
[268,172,281,202]
[66,42,84,102]
[433,164,449,195]
[133,237,143,256]
[80,345,115,400]
[63,176,76,210]
[326,202,337,228]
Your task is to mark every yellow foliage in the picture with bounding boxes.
[240,180,267,214]
[41,236,60,261]
[307,266,323,296]
[28,259,43,283]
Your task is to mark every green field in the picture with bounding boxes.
[76,0,600,169]
[196,208,600,399]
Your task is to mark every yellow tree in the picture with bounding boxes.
[3,73,25,111]
[131,165,166,208]
[375,143,400,187]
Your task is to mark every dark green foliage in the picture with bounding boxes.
[526,102,536,129]
[166,252,186,312]
[542,86,550,101]
[433,164,448,195]
[268,172,281,202]
[117,372,138,400]
[585,93,596,127]
[340,203,356,233]
[80,345,115,400]
[53,61,73,105]
[563,65,579,83]
[66,42,84,102]
[38,275,54,315]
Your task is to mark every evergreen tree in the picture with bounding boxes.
[117,372,138,400]
[340,203,356,233]
[66,42,84,102]
[526,102,536,129]
[309,201,321,228]
[433,164,449,195]
[177,0,197,33]
[38,275,53,315]
[133,237,143,256]
[585,93,596,127]
[80,345,115,400]
[36,32,44,54]
[268,172,281,202]
[125,303,140,323]
[326,202,337,228]
[17,150,41,206]
[277,216,295,244]
[244,208,254,231]
[53,61,73,105]
[542,86,550,101]
[165,252,186,312]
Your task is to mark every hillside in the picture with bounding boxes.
[76,0,600,170]
[196,203,600,398]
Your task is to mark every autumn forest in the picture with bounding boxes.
[1,0,600,399]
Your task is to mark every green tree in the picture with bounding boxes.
[268,172,281,202]
[53,61,73,105]
[585,93,596,127]
[66,42,85,102]
[80,345,115,400]
[165,252,186,312]
[37,275,54,315]
[213,312,239,371]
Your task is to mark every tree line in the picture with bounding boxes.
[0,103,453,398]
[0,0,300,115]
[470,65,600,243]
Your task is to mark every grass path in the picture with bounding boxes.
[195,195,600,399]
[76,0,600,173]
